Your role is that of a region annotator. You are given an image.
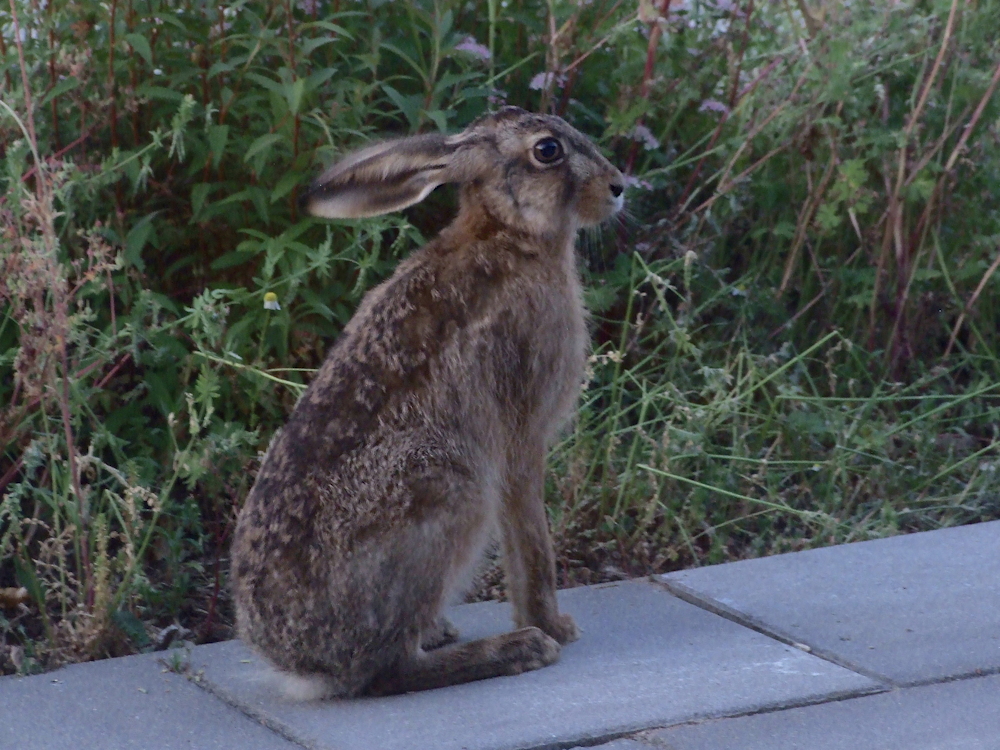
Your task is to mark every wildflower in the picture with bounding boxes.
[624,175,653,190]
[698,99,729,114]
[263,292,280,311]
[529,71,566,91]
[455,36,491,60]
[631,124,660,151]
[488,89,508,107]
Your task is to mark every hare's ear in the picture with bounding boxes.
[304,133,474,219]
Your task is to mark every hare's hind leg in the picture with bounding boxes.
[367,626,560,696]
[500,445,580,645]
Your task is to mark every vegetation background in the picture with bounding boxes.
[1,0,999,674]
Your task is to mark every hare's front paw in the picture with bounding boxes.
[421,616,460,651]
[544,612,580,645]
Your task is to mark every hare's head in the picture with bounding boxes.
[304,107,624,238]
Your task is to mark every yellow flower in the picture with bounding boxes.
[263,292,280,311]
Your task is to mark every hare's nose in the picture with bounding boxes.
[609,183,624,197]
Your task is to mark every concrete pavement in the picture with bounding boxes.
[2,520,998,750]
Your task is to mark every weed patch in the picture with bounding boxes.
[2,0,999,673]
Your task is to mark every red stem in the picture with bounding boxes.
[624,0,672,175]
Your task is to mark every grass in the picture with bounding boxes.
[541,248,1000,583]
[1,0,1000,674]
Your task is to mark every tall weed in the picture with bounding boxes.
[1,0,999,672]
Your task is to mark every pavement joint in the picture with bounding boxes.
[651,671,1000,749]
[654,577,897,688]
[611,672,1000,750]
[888,663,1000,690]
[176,657,319,750]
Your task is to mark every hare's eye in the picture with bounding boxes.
[532,138,564,164]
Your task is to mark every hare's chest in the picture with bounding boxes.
[527,269,589,426]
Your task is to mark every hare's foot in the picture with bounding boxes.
[539,611,580,645]
[367,626,560,696]
[517,609,579,644]
[421,616,460,651]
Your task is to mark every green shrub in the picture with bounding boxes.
[1,0,999,672]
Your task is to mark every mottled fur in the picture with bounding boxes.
[231,107,625,697]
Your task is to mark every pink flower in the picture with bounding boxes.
[624,175,653,191]
[529,71,566,90]
[699,99,729,114]
[631,124,660,150]
[455,36,491,60]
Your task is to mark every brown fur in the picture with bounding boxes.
[231,107,625,697]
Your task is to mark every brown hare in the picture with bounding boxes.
[231,106,625,698]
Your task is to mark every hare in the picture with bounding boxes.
[231,106,625,698]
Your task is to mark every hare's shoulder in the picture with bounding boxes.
[251,242,518,475]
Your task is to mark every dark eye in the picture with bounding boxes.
[533,137,564,164]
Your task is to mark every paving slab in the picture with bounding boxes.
[0,651,302,750]
[651,672,1000,750]
[661,520,1000,685]
[189,580,879,750]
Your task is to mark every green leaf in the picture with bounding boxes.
[207,61,237,79]
[271,170,302,203]
[380,42,427,81]
[304,66,340,92]
[438,9,453,38]
[906,177,936,204]
[249,187,271,225]
[124,33,153,65]
[207,125,229,169]
[815,202,842,233]
[13,556,45,612]
[39,77,81,107]
[211,248,258,270]
[125,213,158,271]
[191,183,213,218]
[135,85,184,102]
[299,20,354,39]
[243,133,283,164]
[245,72,285,96]
[381,83,423,131]
[299,37,338,56]
[112,609,151,649]
[425,109,449,132]
[195,364,220,409]
[299,287,335,321]
[286,77,306,115]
